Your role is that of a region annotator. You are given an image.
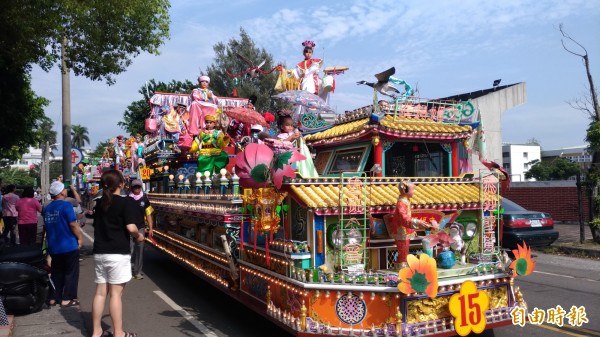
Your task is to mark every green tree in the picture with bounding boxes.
[119,79,196,136]
[71,124,90,148]
[36,116,59,156]
[0,60,49,162]
[525,158,580,181]
[0,167,36,187]
[560,24,600,243]
[88,140,113,161]
[1,0,171,181]
[205,28,280,112]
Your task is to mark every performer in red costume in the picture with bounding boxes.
[388,181,438,266]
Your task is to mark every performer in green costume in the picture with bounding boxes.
[190,114,230,174]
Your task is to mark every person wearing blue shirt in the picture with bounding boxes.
[43,181,83,307]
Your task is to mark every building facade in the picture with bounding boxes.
[502,143,541,182]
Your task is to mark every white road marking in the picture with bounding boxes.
[154,290,218,337]
[81,229,94,243]
[534,270,598,282]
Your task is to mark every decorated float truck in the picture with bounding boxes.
[143,94,531,337]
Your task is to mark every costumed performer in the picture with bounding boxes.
[188,75,218,136]
[267,115,318,177]
[388,181,438,266]
[189,114,230,175]
[293,40,323,97]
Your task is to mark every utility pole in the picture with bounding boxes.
[61,37,72,186]
[41,141,50,201]
[576,171,585,243]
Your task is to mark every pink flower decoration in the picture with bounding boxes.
[302,40,315,48]
[234,143,306,189]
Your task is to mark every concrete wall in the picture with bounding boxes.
[471,83,527,172]
[502,181,590,222]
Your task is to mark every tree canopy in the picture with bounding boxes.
[71,124,90,148]
[525,158,581,181]
[206,28,280,112]
[0,62,49,162]
[0,0,171,162]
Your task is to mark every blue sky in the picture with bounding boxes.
[31,0,600,151]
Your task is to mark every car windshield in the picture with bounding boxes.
[502,198,527,212]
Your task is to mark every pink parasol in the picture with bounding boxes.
[225,107,269,127]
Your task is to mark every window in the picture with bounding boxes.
[326,145,370,174]
[523,163,528,170]
[503,163,510,169]
[502,151,509,158]
[523,152,528,159]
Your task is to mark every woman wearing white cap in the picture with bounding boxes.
[188,75,219,136]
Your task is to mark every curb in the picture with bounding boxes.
[554,243,600,258]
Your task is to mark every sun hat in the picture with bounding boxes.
[198,75,210,83]
[49,181,65,197]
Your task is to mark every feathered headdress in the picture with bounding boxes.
[302,40,315,48]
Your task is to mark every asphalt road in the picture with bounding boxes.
[77,224,288,337]
[76,225,600,337]
[489,252,600,337]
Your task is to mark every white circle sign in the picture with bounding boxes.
[71,147,84,166]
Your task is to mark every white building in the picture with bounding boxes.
[9,147,62,170]
[502,143,541,182]
[541,145,591,171]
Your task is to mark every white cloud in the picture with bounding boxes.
[28,0,599,151]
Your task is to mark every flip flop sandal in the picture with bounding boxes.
[60,299,80,307]
[123,332,137,337]
[46,300,58,307]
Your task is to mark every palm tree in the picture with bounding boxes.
[36,116,58,156]
[71,124,90,149]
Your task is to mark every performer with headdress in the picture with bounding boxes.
[293,40,323,96]
[190,114,230,175]
[188,75,219,136]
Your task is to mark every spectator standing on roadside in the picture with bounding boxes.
[43,181,83,307]
[91,169,143,337]
[128,179,154,280]
[1,184,19,246]
[15,186,42,246]
[66,185,86,228]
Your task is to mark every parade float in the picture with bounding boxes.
[136,51,535,336]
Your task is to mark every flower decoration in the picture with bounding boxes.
[302,40,315,48]
[509,242,536,277]
[263,112,276,123]
[398,253,438,298]
[424,229,455,250]
[235,143,305,189]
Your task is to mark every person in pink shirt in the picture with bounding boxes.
[1,184,20,245]
[16,186,42,246]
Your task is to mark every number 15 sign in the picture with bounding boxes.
[449,280,490,336]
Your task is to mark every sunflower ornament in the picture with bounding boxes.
[397,253,439,298]
[509,242,536,277]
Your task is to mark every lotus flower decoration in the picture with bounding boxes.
[234,143,305,189]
